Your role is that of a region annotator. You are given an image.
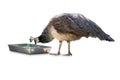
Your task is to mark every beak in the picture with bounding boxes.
[34,38,37,45]
[29,36,34,42]
[34,38,39,45]
[30,36,39,45]
[29,39,33,42]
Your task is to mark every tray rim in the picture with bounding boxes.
[8,43,51,48]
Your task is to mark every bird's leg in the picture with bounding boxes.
[67,41,72,56]
[57,41,62,55]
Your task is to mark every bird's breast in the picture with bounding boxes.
[50,26,81,41]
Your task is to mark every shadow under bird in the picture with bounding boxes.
[30,13,114,56]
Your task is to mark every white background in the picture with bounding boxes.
[0,0,120,80]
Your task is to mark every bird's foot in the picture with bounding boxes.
[62,53,72,56]
[57,52,60,55]
[68,52,72,56]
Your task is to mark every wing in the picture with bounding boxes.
[49,14,87,37]
[66,13,103,36]
[68,13,112,40]
[49,13,112,40]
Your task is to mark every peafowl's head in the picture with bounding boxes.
[30,26,54,44]
[30,34,53,45]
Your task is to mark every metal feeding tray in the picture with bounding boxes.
[8,43,51,54]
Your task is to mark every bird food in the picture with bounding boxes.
[8,43,51,54]
[22,44,36,48]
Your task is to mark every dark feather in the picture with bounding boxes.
[49,14,87,36]
[49,13,114,41]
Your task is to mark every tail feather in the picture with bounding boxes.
[105,35,114,42]
[88,20,114,42]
